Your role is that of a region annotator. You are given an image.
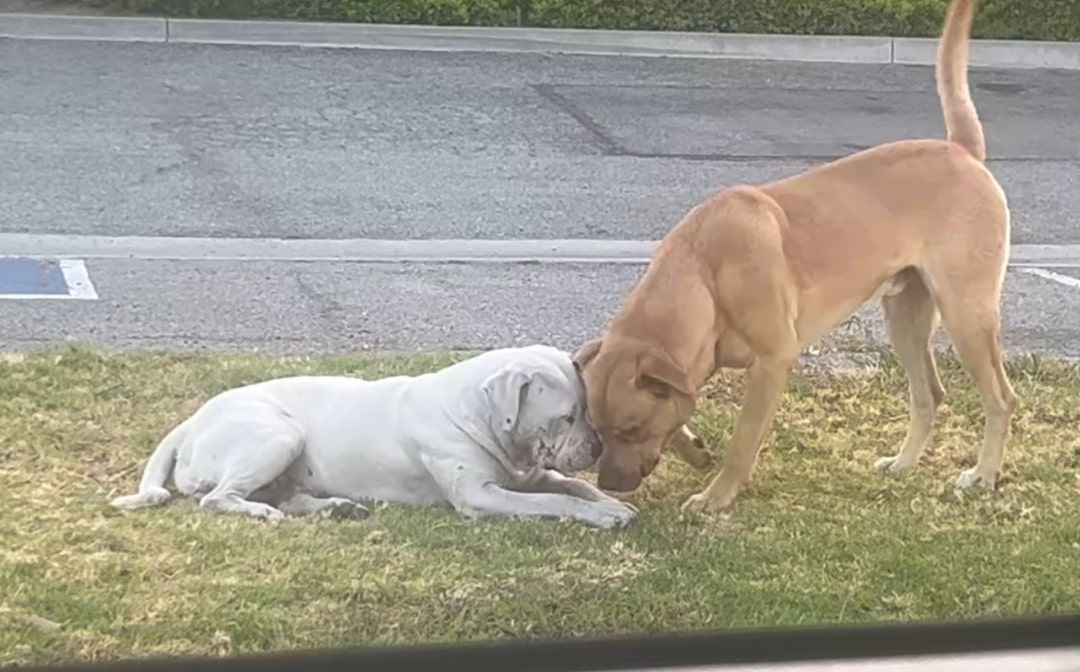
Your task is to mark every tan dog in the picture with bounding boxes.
[574,0,1017,514]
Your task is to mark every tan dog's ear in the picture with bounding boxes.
[572,338,603,374]
[637,349,694,399]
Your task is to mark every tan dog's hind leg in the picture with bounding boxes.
[668,425,713,471]
[875,275,946,475]
[940,300,1016,490]
[925,247,1017,490]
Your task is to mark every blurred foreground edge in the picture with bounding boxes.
[21,612,1080,672]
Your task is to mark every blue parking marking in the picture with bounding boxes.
[0,257,98,300]
[0,257,70,296]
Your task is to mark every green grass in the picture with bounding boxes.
[2,346,1079,665]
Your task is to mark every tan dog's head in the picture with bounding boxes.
[573,337,696,492]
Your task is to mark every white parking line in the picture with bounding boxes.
[1017,267,1080,291]
[59,259,100,300]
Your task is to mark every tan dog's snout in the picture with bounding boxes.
[597,458,642,492]
[596,439,662,492]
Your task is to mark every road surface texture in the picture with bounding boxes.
[1,38,1079,362]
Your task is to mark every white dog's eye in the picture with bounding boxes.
[562,413,575,425]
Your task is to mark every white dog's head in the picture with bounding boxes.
[481,347,602,474]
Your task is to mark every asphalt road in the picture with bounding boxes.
[4,260,1080,361]
[1,39,1079,242]
[1,39,1080,358]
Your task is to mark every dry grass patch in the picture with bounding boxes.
[2,346,1079,665]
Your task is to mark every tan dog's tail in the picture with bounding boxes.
[109,419,188,511]
[936,0,985,162]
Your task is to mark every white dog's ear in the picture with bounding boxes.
[483,367,535,431]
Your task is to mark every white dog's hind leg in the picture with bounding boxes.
[200,491,288,522]
[197,420,304,523]
[276,493,371,520]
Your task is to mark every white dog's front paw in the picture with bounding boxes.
[588,500,638,530]
[325,499,371,521]
[254,504,286,524]
[597,493,639,514]
[955,467,997,490]
[874,454,915,475]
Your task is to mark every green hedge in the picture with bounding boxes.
[87,0,1080,41]
[528,0,1080,41]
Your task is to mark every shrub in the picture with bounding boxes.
[525,0,1080,41]
[100,0,519,24]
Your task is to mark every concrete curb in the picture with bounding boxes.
[3,234,1080,267]
[2,12,1080,70]
[0,13,165,42]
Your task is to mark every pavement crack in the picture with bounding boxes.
[292,272,346,325]
[531,83,624,156]
[290,272,380,348]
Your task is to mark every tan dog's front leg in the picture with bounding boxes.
[682,357,791,514]
[668,425,713,471]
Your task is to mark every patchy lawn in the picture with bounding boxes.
[2,346,1079,665]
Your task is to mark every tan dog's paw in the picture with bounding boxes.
[680,491,731,516]
[669,426,714,472]
[874,455,916,475]
[955,467,997,491]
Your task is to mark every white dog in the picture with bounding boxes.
[109,345,638,529]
